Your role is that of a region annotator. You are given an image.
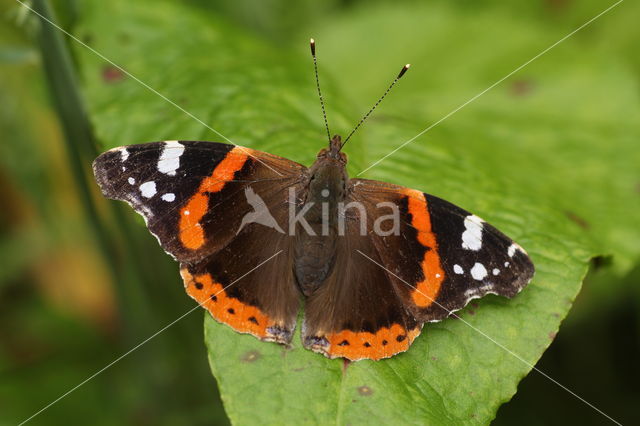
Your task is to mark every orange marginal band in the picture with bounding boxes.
[403,189,445,308]
[179,147,249,250]
[325,325,421,360]
[181,269,273,338]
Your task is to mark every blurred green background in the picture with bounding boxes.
[1,0,639,424]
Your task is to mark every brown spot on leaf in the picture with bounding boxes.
[102,65,125,83]
[510,79,535,97]
[564,210,590,230]
[358,385,373,396]
[546,0,572,12]
[240,350,261,363]
[549,332,557,340]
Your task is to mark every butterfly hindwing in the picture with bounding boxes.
[301,219,422,361]
[179,219,301,343]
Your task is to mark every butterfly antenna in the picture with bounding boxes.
[310,38,331,144]
[341,64,410,150]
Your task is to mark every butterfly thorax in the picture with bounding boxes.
[294,135,348,296]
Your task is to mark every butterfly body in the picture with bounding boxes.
[294,135,348,296]
[93,139,534,360]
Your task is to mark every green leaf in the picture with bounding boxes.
[72,0,639,424]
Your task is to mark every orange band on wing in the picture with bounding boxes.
[181,269,275,339]
[198,149,250,193]
[179,194,208,250]
[324,324,421,361]
[179,147,249,250]
[403,189,445,308]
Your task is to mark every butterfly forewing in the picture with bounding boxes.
[93,141,305,263]
[348,178,535,322]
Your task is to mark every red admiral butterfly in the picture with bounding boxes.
[93,40,534,361]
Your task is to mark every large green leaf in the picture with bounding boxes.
[72,0,638,424]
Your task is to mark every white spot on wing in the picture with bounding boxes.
[161,193,176,202]
[504,261,510,267]
[157,141,184,176]
[184,210,190,215]
[435,273,441,278]
[128,177,135,185]
[120,148,129,162]
[470,262,488,280]
[139,181,157,198]
[493,268,500,276]
[453,264,464,274]
[462,215,483,251]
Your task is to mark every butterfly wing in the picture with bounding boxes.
[302,226,422,361]
[93,141,306,342]
[93,141,304,262]
[179,221,300,343]
[302,178,534,360]
[349,178,535,321]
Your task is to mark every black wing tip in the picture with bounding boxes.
[92,147,127,200]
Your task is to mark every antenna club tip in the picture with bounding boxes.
[397,63,411,79]
[310,38,316,55]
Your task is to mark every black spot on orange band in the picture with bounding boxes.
[319,324,422,360]
[180,268,285,341]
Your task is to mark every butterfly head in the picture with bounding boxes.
[316,135,347,164]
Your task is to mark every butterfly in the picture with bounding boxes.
[92,40,534,361]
